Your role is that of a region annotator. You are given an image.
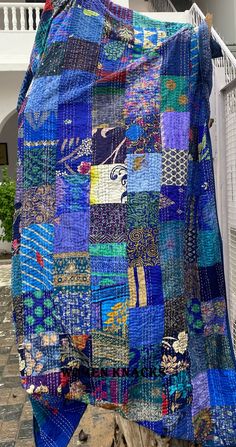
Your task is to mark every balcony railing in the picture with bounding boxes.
[150,0,176,12]
[0,2,44,31]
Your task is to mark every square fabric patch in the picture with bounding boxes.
[59,70,95,104]
[24,110,58,142]
[90,164,127,204]
[58,102,92,140]
[127,227,159,267]
[159,185,186,222]
[159,221,185,263]
[68,6,104,42]
[52,287,91,335]
[55,174,90,216]
[162,149,189,186]
[160,76,189,112]
[20,223,54,293]
[92,127,126,165]
[207,369,236,406]
[129,305,164,347]
[92,93,126,128]
[160,29,191,76]
[197,230,222,267]
[54,211,89,253]
[25,75,61,112]
[21,185,55,228]
[23,290,56,336]
[127,153,162,192]
[201,297,227,336]
[199,263,226,302]
[90,242,128,289]
[53,252,90,291]
[127,191,160,229]
[128,265,163,307]
[161,112,190,150]
[36,41,67,77]
[64,37,99,72]
[56,137,92,176]
[91,330,129,367]
[90,203,127,243]
[23,146,56,189]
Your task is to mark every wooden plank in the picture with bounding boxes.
[68,405,202,447]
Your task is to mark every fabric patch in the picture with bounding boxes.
[53,252,90,291]
[90,243,128,289]
[58,102,92,140]
[199,263,226,302]
[92,127,126,165]
[25,75,61,112]
[92,91,125,127]
[164,296,188,336]
[127,227,159,267]
[207,369,236,406]
[127,191,160,229]
[56,137,92,175]
[53,287,91,335]
[161,260,184,300]
[24,110,58,142]
[127,153,162,192]
[22,332,60,376]
[160,29,191,76]
[21,185,55,228]
[23,290,57,336]
[55,174,90,216]
[161,112,190,150]
[36,41,66,77]
[59,70,96,103]
[20,223,54,293]
[90,164,127,204]
[159,221,185,263]
[201,297,227,336]
[162,369,192,414]
[23,146,56,189]
[186,298,204,335]
[129,305,164,347]
[162,149,189,186]
[188,334,207,378]
[54,211,89,253]
[90,203,127,243]
[205,334,236,370]
[68,6,104,42]
[191,372,210,417]
[197,193,218,231]
[197,230,222,267]
[64,37,99,72]
[127,265,163,307]
[47,9,72,44]
[91,331,129,368]
[159,185,186,222]
[160,75,189,112]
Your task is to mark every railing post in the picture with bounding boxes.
[3,6,9,31]
[12,6,17,31]
[20,6,26,31]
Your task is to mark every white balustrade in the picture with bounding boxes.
[0,3,43,31]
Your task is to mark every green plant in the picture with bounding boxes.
[0,166,16,243]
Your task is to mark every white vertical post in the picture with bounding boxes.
[35,6,40,28]
[28,6,33,31]
[20,6,25,31]
[12,6,17,31]
[3,6,9,31]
